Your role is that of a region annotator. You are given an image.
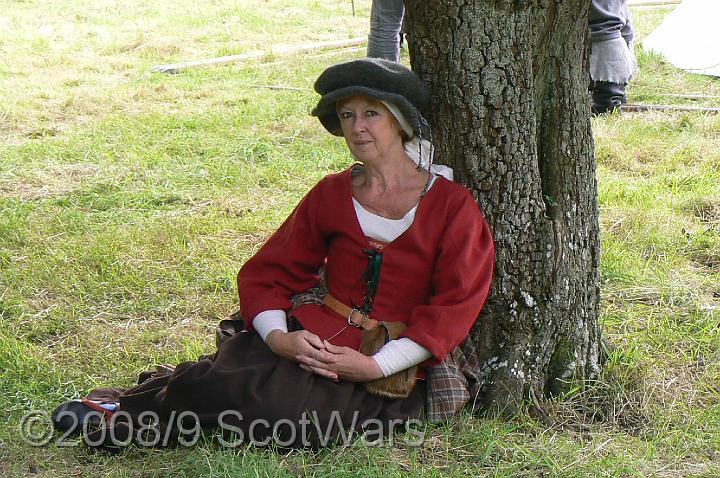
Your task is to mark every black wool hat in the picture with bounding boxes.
[311,58,430,137]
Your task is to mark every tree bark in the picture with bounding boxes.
[404,0,601,415]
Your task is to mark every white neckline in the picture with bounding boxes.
[351,198,418,222]
[351,175,437,244]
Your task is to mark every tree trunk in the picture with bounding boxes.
[404,0,601,415]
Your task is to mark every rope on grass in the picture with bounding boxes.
[621,103,720,113]
[251,85,306,91]
[151,37,366,74]
[628,0,681,6]
[656,94,720,100]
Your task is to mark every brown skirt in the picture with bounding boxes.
[88,330,425,449]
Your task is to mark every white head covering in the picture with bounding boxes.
[380,100,414,138]
[380,100,454,181]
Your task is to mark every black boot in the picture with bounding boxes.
[591,81,627,115]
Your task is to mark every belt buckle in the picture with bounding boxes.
[347,308,366,329]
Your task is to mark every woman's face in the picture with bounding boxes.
[337,95,403,163]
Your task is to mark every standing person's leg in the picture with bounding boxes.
[619,0,634,47]
[367,0,405,62]
[589,0,628,44]
[589,0,635,114]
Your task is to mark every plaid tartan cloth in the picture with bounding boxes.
[425,335,484,422]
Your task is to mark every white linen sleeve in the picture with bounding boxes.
[252,310,288,342]
[372,338,433,377]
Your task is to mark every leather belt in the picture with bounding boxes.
[323,293,379,331]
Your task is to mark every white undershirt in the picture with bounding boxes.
[253,177,437,377]
[352,198,417,243]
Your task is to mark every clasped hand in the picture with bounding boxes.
[265,330,383,382]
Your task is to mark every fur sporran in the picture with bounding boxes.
[359,321,417,399]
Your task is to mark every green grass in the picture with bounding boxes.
[1,1,719,476]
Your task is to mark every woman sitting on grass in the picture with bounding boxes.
[53,58,494,449]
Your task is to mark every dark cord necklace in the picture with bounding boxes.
[419,169,433,198]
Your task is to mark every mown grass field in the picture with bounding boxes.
[1,1,719,476]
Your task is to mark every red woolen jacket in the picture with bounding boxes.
[237,166,494,364]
